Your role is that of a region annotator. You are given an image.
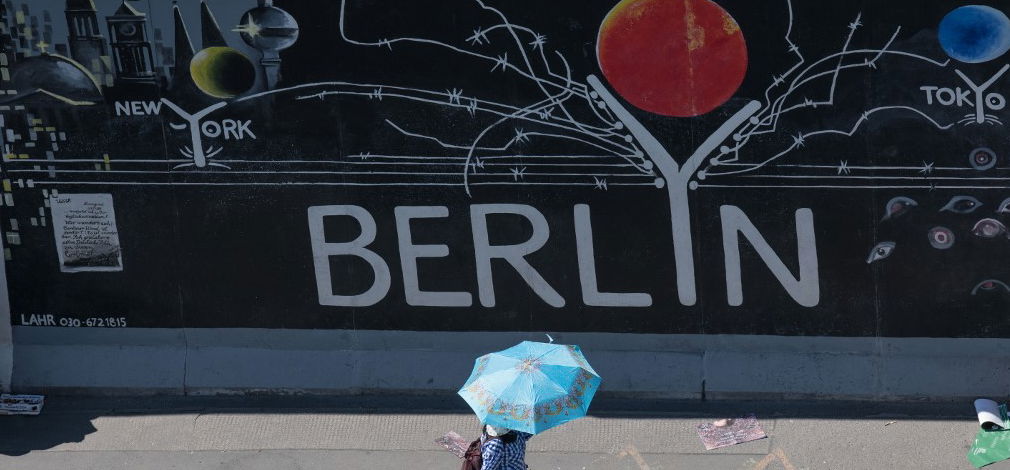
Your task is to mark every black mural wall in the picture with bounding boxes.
[1,0,1009,337]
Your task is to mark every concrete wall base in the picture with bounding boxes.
[12,327,1010,400]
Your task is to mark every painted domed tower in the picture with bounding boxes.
[236,0,299,90]
[8,51,103,104]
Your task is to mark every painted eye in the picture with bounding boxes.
[971,218,1008,238]
[866,241,896,264]
[969,147,998,171]
[881,197,918,221]
[940,195,983,214]
[928,226,955,249]
[971,279,1010,295]
[997,198,1010,214]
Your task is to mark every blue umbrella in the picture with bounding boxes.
[458,340,601,434]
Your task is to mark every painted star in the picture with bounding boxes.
[232,17,262,38]
[837,160,850,175]
[510,166,526,181]
[919,161,934,175]
[593,177,608,190]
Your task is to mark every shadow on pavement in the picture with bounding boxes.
[0,412,98,456]
[0,393,979,456]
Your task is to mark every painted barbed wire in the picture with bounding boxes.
[699,1,960,186]
[284,0,657,194]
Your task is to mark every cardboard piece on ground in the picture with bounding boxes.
[0,394,44,416]
[436,431,470,458]
[969,400,1010,468]
[696,414,768,450]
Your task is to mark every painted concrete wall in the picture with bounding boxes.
[0,242,11,393]
[2,0,1010,397]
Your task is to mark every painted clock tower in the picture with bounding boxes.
[106,0,156,86]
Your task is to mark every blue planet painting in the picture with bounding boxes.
[938,5,1010,63]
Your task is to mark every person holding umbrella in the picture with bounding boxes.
[477,423,531,470]
[459,340,602,470]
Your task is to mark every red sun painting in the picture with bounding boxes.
[597,0,748,117]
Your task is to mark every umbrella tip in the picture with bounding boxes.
[545,333,554,344]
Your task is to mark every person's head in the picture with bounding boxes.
[484,424,511,437]
[481,423,518,442]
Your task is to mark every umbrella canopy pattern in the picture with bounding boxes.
[458,341,601,434]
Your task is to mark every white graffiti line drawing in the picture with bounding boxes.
[582,1,961,303]
[332,0,652,192]
[158,0,751,200]
[151,78,652,187]
[728,32,949,141]
[953,64,1009,125]
[586,74,761,306]
[686,1,955,185]
[160,99,227,168]
[22,0,982,308]
[702,106,957,178]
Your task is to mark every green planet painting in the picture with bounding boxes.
[189,46,256,98]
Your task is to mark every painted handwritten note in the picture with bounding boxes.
[50,194,123,273]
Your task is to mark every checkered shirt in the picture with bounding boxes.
[480,431,532,470]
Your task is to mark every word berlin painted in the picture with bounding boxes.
[308,204,819,308]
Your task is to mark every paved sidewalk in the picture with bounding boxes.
[0,395,1004,469]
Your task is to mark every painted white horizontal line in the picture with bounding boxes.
[714,163,989,171]
[2,169,651,178]
[733,175,1010,181]
[698,184,1010,190]
[31,181,658,188]
[470,181,659,187]
[3,159,186,163]
[29,181,464,187]
[342,155,631,161]
[3,160,641,169]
